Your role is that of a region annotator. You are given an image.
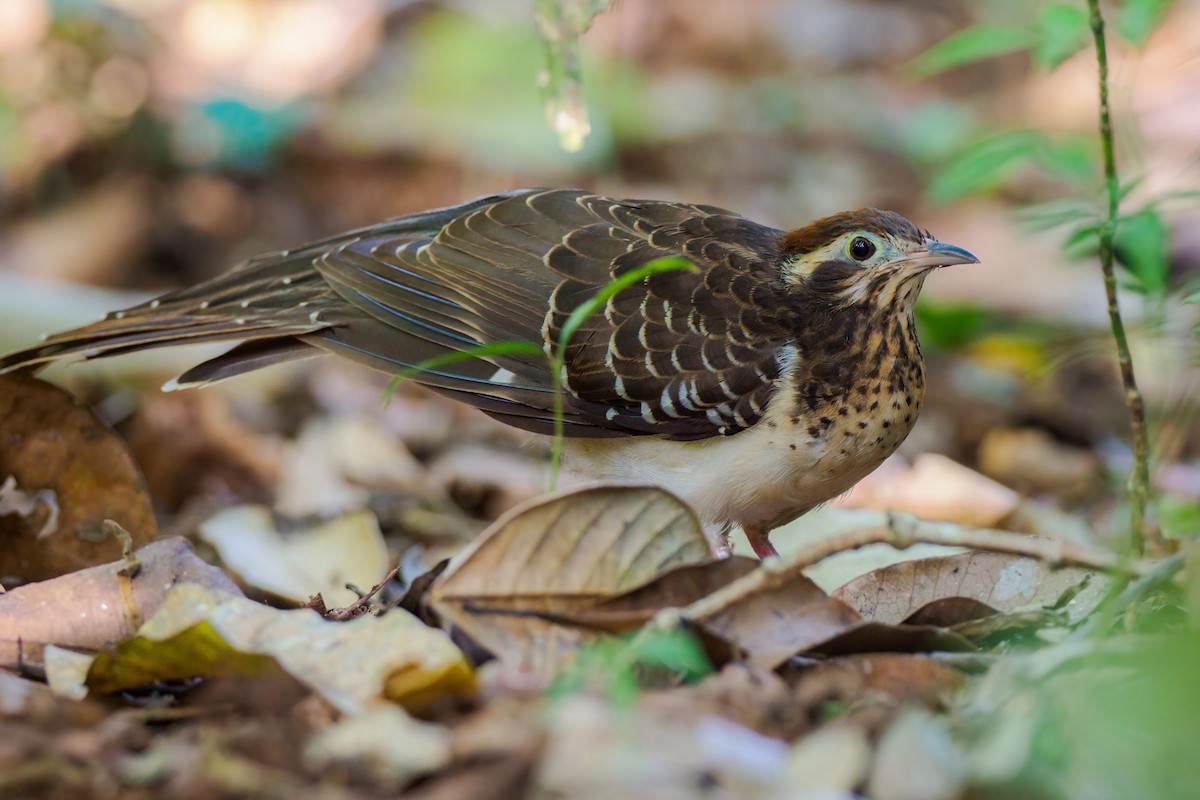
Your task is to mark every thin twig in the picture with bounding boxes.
[671,513,1151,623]
[325,564,401,622]
[1087,0,1151,556]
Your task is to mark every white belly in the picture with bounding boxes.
[562,385,912,538]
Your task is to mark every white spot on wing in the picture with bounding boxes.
[490,367,517,385]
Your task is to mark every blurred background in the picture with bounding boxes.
[0,0,1198,542]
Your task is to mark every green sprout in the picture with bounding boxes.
[385,256,697,491]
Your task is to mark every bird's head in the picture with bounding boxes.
[778,208,978,310]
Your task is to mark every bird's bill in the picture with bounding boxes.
[896,241,980,270]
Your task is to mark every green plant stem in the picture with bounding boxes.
[547,257,697,490]
[1087,0,1150,556]
[385,257,695,493]
[549,353,566,490]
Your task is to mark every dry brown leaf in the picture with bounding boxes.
[0,537,241,670]
[642,663,807,741]
[430,484,711,669]
[403,753,537,800]
[303,704,453,788]
[427,444,549,519]
[785,724,873,794]
[978,426,1103,499]
[276,414,432,517]
[833,551,1110,626]
[793,653,965,709]
[693,573,863,669]
[535,693,790,798]
[790,654,965,737]
[807,622,974,658]
[568,557,760,631]
[663,554,975,667]
[0,374,158,583]
[122,391,281,511]
[199,505,390,607]
[45,582,474,714]
[902,597,998,628]
[404,698,543,800]
[834,453,1019,528]
[869,708,967,800]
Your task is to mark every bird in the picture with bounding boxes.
[0,188,977,558]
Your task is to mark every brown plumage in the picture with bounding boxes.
[0,189,978,557]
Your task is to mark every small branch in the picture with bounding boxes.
[550,354,566,491]
[1087,0,1151,556]
[672,513,1151,623]
[324,564,400,622]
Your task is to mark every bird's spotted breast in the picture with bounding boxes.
[563,333,925,539]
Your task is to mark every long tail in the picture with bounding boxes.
[0,248,339,386]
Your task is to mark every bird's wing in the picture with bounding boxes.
[311,189,797,440]
[0,189,797,441]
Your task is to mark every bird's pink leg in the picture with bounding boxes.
[743,523,779,559]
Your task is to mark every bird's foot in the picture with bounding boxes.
[742,525,779,560]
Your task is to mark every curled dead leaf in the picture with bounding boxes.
[0,374,157,583]
[569,557,761,632]
[833,551,1110,626]
[45,582,474,714]
[430,484,711,670]
[791,654,965,736]
[668,556,972,668]
[692,572,864,669]
[199,505,390,607]
[834,453,1019,528]
[0,537,241,671]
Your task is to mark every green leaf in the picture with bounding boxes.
[1114,208,1170,296]
[928,131,1045,204]
[1158,188,1200,206]
[1063,223,1100,259]
[544,255,696,490]
[1161,494,1200,540]
[1117,0,1175,46]
[1033,4,1090,69]
[1037,137,1096,182]
[1016,198,1099,231]
[549,628,711,706]
[626,628,712,681]
[382,340,547,406]
[1118,177,1145,202]
[909,26,1036,76]
[915,302,992,350]
[896,100,977,165]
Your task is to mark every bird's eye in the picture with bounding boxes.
[849,236,875,262]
